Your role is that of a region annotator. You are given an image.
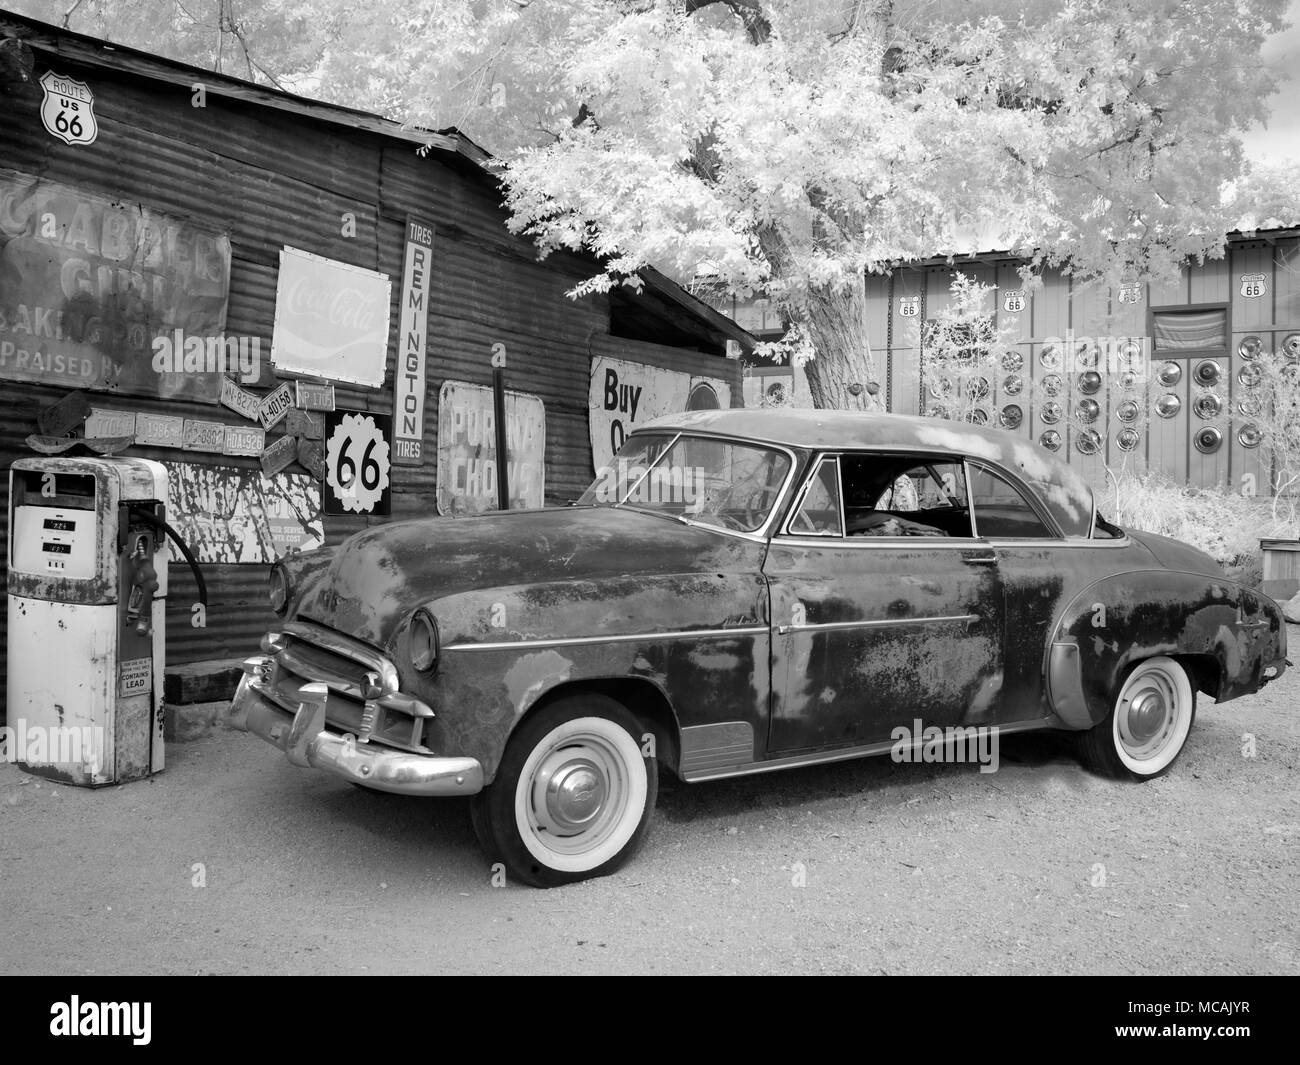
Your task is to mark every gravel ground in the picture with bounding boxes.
[2,634,1297,976]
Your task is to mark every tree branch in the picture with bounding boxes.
[684,0,771,45]
[61,0,85,29]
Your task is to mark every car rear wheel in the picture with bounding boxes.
[1079,656,1196,780]
[470,695,656,887]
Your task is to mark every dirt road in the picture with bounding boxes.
[2,645,1297,975]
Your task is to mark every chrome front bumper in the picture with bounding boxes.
[228,656,483,796]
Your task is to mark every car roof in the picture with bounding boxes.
[639,408,1096,537]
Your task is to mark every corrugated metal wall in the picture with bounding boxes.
[0,26,741,715]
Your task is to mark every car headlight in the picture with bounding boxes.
[269,563,289,616]
[410,609,439,673]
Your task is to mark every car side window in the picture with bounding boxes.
[843,455,971,538]
[788,457,843,536]
[968,463,1054,538]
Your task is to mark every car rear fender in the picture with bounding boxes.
[1045,570,1284,730]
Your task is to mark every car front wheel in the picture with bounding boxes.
[470,695,656,887]
[1080,656,1196,780]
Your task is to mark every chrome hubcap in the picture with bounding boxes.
[1117,669,1180,761]
[1126,690,1167,743]
[546,760,606,830]
[523,730,632,856]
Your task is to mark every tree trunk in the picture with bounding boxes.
[795,284,884,412]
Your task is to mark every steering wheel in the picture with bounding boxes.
[742,469,787,529]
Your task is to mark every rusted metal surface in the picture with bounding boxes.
[246,413,1288,796]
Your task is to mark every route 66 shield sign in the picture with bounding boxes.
[39,71,98,146]
[898,295,920,318]
[1118,282,1142,305]
[1239,273,1267,299]
[1002,289,1026,313]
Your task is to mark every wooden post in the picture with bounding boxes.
[493,367,510,511]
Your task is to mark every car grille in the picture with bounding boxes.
[268,621,431,752]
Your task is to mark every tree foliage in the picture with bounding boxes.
[18,0,1294,409]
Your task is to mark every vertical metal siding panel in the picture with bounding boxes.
[1034,272,1070,341]
[1189,257,1230,306]
[1274,238,1300,329]
[1149,266,1189,308]
[864,275,889,352]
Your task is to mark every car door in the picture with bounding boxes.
[764,451,1007,756]
[963,459,1123,725]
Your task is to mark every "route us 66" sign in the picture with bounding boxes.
[323,409,392,515]
[1240,273,1267,299]
[39,71,98,146]
[1118,282,1143,305]
[1002,289,1026,313]
[898,295,920,318]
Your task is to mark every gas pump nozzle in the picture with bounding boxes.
[125,534,159,636]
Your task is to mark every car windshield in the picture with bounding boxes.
[578,432,791,533]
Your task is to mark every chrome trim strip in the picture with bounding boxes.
[986,536,1133,549]
[775,613,978,636]
[781,453,845,538]
[683,720,1045,783]
[444,625,769,653]
[771,536,987,549]
[625,432,681,502]
[771,535,1133,550]
[966,458,1065,539]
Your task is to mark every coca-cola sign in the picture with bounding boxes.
[270,246,392,387]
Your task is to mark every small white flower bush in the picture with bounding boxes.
[1104,472,1291,587]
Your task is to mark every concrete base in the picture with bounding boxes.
[165,700,226,743]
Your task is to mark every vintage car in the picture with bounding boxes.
[228,409,1288,886]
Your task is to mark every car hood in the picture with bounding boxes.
[293,505,764,647]
[1126,528,1224,578]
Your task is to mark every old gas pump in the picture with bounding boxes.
[6,457,170,786]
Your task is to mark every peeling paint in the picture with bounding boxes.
[503,650,573,714]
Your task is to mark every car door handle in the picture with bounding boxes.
[962,552,998,566]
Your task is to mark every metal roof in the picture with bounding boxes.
[641,409,1097,536]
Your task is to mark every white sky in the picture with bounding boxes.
[1241,0,1300,163]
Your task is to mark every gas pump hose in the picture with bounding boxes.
[126,504,209,607]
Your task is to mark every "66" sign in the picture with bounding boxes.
[324,409,392,515]
[39,71,98,146]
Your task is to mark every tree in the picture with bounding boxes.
[1241,346,1300,530]
[23,1,1294,411]
[7,0,325,88]
[914,273,1017,427]
[480,0,1292,409]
